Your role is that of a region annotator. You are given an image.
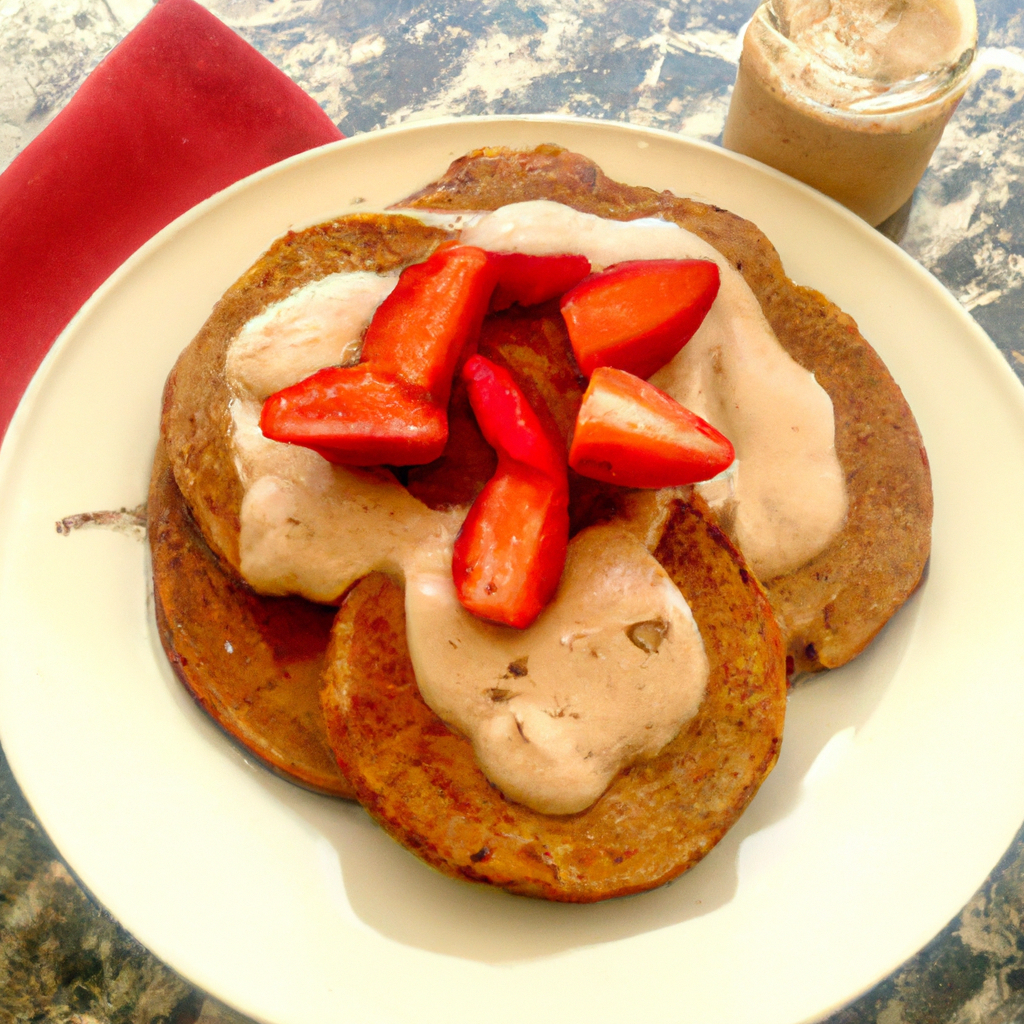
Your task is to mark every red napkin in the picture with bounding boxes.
[0,0,343,443]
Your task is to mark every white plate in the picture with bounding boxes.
[2,116,1023,1024]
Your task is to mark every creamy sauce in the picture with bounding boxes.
[222,201,847,812]
[460,201,846,580]
[723,0,976,224]
[405,524,707,814]
[227,271,398,400]
[231,401,459,603]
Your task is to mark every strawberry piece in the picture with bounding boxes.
[361,244,496,407]
[261,244,497,467]
[452,470,569,629]
[569,367,734,488]
[260,365,447,467]
[452,355,569,629]
[459,352,567,480]
[488,252,591,311]
[560,259,720,379]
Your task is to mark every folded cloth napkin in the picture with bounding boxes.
[0,0,343,443]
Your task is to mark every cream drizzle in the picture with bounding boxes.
[222,201,847,812]
[460,201,847,580]
[227,271,397,400]
[404,524,707,814]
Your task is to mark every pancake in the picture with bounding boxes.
[320,496,786,902]
[150,145,931,879]
[160,213,455,572]
[149,439,355,797]
[150,295,616,801]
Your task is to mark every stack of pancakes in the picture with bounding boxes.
[151,146,931,901]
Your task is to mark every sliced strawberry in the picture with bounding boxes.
[488,252,591,311]
[261,245,497,467]
[361,244,496,407]
[452,355,570,629]
[459,353,566,481]
[452,468,569,629]
[560,258,720,379]
[260,365,447,467]
[569,366,734,488]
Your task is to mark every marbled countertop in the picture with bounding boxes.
[2,2,1023,1022]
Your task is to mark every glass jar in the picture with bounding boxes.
[723,0,977,226]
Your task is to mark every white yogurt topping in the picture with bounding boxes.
[227,271,398,400]
[222,201,847,811]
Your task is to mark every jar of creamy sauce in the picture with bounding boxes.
[723,0,977,226]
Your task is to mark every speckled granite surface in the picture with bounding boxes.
[1,2,1023,1022]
